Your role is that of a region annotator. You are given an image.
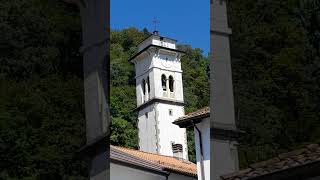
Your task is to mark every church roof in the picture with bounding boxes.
[221,143,320,180]
[173,106,210,128]
[111,145,197,177]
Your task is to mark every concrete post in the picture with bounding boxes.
[210,0,240,179]
[64,0,110,179]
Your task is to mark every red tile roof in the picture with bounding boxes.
[111,145,197,177]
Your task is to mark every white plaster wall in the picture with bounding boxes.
[194,118,210,180]
[156,103,188,159]
[152,38,176,49]
[153,53,182,73]
[135,56,153,106]
[138,105,158,153]
[110,163,166,180]
[210,139,239,180]
[168,173,197,180]
[110,163,197,180]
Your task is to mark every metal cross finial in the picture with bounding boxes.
[152,17,159,32]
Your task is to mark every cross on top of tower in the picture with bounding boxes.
[152,17,159,35]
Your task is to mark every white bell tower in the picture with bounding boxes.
[130,31,188,160]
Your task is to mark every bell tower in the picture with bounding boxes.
[130,31,188,160]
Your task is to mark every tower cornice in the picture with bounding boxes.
[134,98,184,112]
[129,44,185,63]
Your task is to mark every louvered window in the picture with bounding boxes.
[172,143,183,158]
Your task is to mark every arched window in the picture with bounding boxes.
[142,79,146,95]
[169,76,174,92]
[147,76,150,93]
[161,74,166,91]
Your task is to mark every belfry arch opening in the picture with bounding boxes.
[147,76,150,93]
[169,76,174,92]
[142,79,146,95]
[161,74,167,91]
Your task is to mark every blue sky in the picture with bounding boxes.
[110,0,210,56]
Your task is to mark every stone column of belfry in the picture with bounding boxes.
[210,0,241,179]
[145,80,149,101]
[64,0,110,179]
[166,77,170,95]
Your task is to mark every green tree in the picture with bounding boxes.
[0,0,87,179]
[228,0,320,167]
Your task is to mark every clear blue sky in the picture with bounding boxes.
[111,0,210,56]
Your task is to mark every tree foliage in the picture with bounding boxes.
[0,0,87,179]
[228,0,320,167]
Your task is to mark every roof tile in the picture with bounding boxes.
[111,146,197,177]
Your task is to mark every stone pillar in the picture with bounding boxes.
[210,0,240,179]
[64,0,110,179]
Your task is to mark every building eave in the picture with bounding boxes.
[173,107,210,128]
[173,114,209,128]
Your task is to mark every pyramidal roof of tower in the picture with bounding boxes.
[111,145,197,177]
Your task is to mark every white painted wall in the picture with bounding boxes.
[194,118,210,180]
[157,103,188,159]
[138,103,188,159]
[110,163,197,180]
[138,35,176,51]
[138,105,158,153]
[168,173,197,180]
[110,163,166,180]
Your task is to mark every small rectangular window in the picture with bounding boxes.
[145,112,148,119]
[169,109,173,116]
